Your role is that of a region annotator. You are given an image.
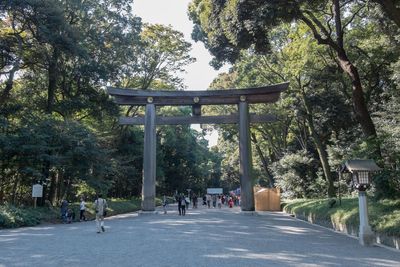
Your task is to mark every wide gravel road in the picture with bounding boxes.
[1,204,399,267]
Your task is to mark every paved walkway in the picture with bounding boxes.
[0,204,399,267]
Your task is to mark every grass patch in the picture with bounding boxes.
[283,198,400,237]
[0,197,143,229]
[0,205,59,228]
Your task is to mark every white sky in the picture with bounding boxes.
[132,0,229,90]
[132,0,227,146]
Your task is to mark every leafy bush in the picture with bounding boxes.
[372,169,400,200]
[0,198,142,228]
[271,150,322,198]
[284,198,400,237]
[0,205,57,228]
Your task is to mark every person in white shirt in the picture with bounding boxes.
[217,195,222,209]
[79,197,86,221]
[94,194,108,233]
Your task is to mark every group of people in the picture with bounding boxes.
[176,194,189,216]
[173,192,200,216]
[60,197,87,223]
[203,194,240,208]
[60,192,239,232]
[60,194,108,234]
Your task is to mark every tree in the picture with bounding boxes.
[189,0,379,154]
[122,24,196,90]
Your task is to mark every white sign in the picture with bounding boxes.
[207,188,223,194]
[32,184,43,198]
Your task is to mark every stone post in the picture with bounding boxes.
[358,191,374,246]
[239,100,255,211]
[142,104,156,211]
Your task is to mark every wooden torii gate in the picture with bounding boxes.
[107,82,289,212]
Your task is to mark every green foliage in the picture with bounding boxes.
[156,107,219,195]
[1,0,400,210]
[284,198,400,237]
[271,150,325,198]
[0,205,58,228]
[372,170,400,200]
[123,24,196,89]
[195,0,400,199]
[0,0,218,206]
[0,198,142,228]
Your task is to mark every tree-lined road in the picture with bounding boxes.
[0,205,399,267]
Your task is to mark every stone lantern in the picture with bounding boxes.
[340,159,381,246]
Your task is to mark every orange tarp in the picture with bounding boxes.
[254,187,281,211]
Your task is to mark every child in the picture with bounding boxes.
[66,208,75,223]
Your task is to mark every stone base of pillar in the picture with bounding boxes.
[359,225,375,246]
[240,211,258,216]
[138,210,159,216]
[141,196,155,212]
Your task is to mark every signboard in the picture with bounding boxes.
[207,188,223,195]
[32,184,43,198]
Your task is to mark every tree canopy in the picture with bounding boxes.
[1,1,400,206]
[0,0,219,205]
[190,0,400,199]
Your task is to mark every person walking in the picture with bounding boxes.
[192,193,197,209]
[180,195,186,216]
[206,194,211,208]
[212,194,217,208]
[60,199,68,223]
[79,197,86,221]
[94,194,108,233]
[177,194,182,215]
[162,195,168,214]
[217,195,222,209]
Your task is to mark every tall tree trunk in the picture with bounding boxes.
[251,132,275,187]
[333,0,382,163]
[42,48,59,204]
[337,52,378,138]
[47,48,59,113]
[0,64,19,105]
[301,0,382,166]
[331,0,378,140]
[49,171,60,205]
[301,1,380,148]
[61,178,70,201]
[11,176,20,205]
[300,88,335,198]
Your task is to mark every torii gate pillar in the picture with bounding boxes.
[142,103,156,211]
[239,100,255,211]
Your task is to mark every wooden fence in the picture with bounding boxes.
[254,187,281,211]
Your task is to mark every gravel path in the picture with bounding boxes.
[0,204,399,267]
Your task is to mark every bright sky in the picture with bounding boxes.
[132,0,227,146]
[132,0,229,90]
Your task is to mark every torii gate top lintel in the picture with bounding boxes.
[107,82,289,106]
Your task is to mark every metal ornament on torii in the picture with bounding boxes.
[107,82,289,212]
